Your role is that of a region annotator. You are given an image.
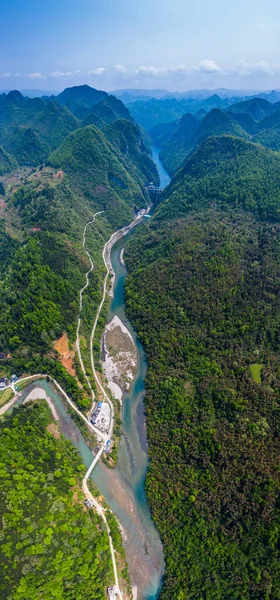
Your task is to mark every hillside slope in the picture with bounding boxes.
[160,109,249,175]
[48,125,149,226]
[0,92,79,165]
[0,402,114,599]
[124,135,280,599]
[103,119,159,185]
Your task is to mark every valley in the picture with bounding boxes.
[1,82,280,600]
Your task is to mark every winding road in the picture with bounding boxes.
[1,207,150,599]
[76,211,104,405]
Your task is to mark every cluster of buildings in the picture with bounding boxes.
[90,401,103,425]
[0,374,18,389]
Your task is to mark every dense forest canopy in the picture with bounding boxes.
[2,84,280,599]
[0,402,113,599]
[124,134,280,598]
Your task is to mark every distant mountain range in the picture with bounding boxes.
[149,97,280,174]
[0,86,155,176]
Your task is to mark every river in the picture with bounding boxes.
[12,146,170,600]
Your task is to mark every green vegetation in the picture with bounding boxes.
[104,119,159,185]
[250,364,264,383]
[0,388,13,406]
[0,402,113,599]
[227,97,273,120]
[160,135,280,223]
[0,92,79,166]
[126,94,235,130]
[149,119,179,148]
[0,146,18,175]
[160,109,249,175]
[4,127,49,166]
[124,134,280,598]
[48,125,148,229]
[0,234,85,351]
[159,112,199,174]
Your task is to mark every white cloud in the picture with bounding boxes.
[135,64,184,76]
[27,72,43,79]
[0,72,12,78]
[232,59,273,76]
[134,59,277,84]
[135,61,220,77]
[195,60,220,73]
[114,64,126,74]
[88,67,106,76]
[49,70,81,78]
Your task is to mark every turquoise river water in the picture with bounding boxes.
[13,146,170,600]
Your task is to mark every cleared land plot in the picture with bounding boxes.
[0,388,14,407]
[250,363,264,383]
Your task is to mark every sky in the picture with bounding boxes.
[1,0,280,92]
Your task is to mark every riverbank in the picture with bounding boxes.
[102,315,137,404]
[92,220,165,599]
[0,166,166,599]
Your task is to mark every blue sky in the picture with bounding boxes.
[1,0,280,91]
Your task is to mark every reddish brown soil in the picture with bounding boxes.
[54,332,76,376]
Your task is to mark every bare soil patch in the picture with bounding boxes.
[47,422,60,439]
[54,332,76,376]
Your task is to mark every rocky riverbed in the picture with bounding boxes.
[102,315,137,403]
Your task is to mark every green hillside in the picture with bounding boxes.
[4,127,49,166]
[124,134,280,599]
[160,109,249,175]
[103,119,159,185]
[0,146,18,175]
[0,93,80,166]
[149,119,179,147]
[227,97,273,120]
[30,101,79,150]
[48,125,148,227]
[254,128,280,151]
[159,135,280,222]
[0,401,113,599]
[93,95,133,124]
[227,111,259,134]
[126,95,236,130]
[160,113,199,174]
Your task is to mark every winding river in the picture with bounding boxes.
[12,146,170,600]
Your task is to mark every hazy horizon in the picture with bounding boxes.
[1,0,280,92]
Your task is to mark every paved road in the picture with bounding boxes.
[0,374,122,598]
[0,208,150,599]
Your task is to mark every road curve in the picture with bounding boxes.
[0,374,122,598]
[76,211,104,405]
[0,208,150,599]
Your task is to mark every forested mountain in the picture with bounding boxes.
[156,99,280,175]
[125,134,280,598]
[227,97,274,120]
[0,146,17,174]
[0,122,150,362]
[103,119,159,184]
[0,86,148,167]
[0,93,79,165]
[126,94,237,130]
[0,402,115,599]
[54,84,107,110]
[48,124,151,225]
[227,111,259,135]
[0,86,155,598]
[160,109,249,174]
[149,119,179,147]
[3,127,50,166]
